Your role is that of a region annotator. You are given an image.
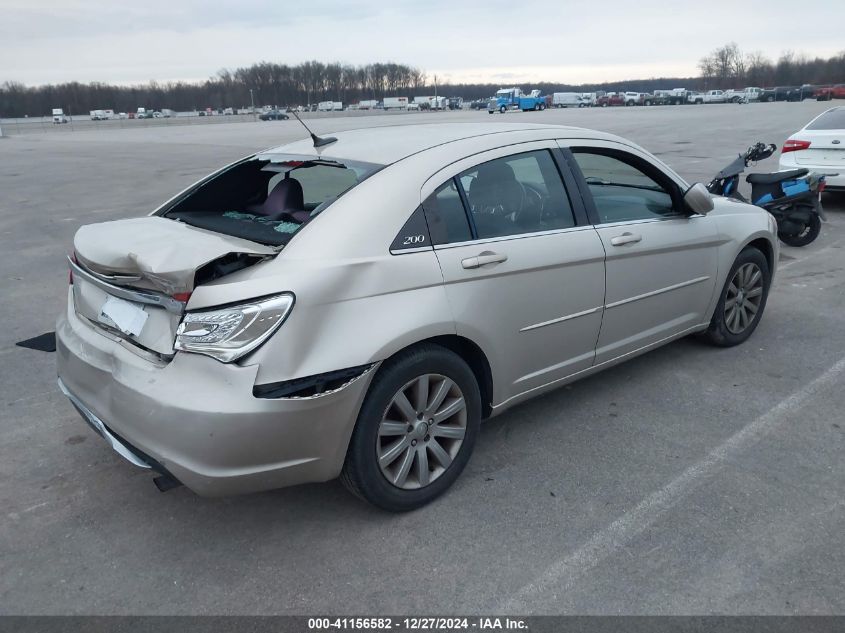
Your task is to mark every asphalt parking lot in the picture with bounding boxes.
[1,101,844,615]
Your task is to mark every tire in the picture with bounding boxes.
[601,103,608,107]
[539,103,545,110]
[500,105,506,114]
[779,212,821,247]
[340,344,482,512]
[702,247,771,347]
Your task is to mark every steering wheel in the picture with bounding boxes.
[512,183,544,225]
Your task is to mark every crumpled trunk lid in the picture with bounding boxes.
[74,216,275,295]
[71,216,276,356]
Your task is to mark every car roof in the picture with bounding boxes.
[259,122,626,165]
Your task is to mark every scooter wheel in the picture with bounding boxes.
[779,213,821,247]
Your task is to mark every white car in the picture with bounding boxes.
[779,106,845,191]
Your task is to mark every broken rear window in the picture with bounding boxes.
[160,154,383,247]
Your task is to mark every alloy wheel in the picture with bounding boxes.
[724,262,764,334]
[377,374,467,490]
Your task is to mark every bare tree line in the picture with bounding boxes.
[0,61,428,117]
[699,43,845,88]
[2,48,844,118]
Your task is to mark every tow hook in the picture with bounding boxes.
[153,474,182,492]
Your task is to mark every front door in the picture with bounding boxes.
[567,145,720,364]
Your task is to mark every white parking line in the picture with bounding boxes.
[778,237,845,271]
[498,354,845,612]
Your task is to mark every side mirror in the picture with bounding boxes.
[684,182,714,215]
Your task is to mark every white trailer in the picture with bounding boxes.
[358,100,378,110]
[383,97,409,110]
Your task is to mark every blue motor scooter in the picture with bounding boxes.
[707,142,833,246]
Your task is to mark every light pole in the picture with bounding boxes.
[249,89,256,119]
[434,75,438,111]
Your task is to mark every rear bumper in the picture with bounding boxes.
[779,154,845,188]
[56,290,375,496]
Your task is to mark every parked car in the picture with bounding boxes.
[56,123,777,511]
[814,84,845,101]
[596,93,626,107]
[623,92,643,106]
[778,106,845,192]
[579,92,597,107]
[470,98,491,110]
[724,87,762,103]
[552,92,584,108]
[641,93,670,106]
[759,86,799,102]
[259,109,290,121]
[688,90,726,104]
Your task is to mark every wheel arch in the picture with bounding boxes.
[379,334,495,419]
[742,235,776,277]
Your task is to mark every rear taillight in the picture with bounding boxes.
[818,180,827,193]
[172,292,192,303]
[782,139,811,153]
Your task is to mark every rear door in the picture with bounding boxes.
[562,142,720,364]
[422,143,606,404]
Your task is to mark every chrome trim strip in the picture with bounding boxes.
[57,378,151,469]
[69,256,185,314]
[433,225,594,251]
[389,246,432,256]
[519,306,601,332]
[605,276,711,309]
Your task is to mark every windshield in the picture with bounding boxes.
[161,154,383,247]
[807,108,845,131]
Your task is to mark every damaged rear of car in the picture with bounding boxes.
[56,150,388,495]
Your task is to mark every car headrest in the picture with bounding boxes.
[263,178,305,216]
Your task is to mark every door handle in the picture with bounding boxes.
[610,232,642,246]
[461,251,508,269]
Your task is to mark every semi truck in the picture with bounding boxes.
[317,101,343,111]
[52,108,69,124]
[488,88,546,113]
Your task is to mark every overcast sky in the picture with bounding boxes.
[2,0,844,86]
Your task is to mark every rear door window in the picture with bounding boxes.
[162,155,383,247]
[459,150,575,239]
